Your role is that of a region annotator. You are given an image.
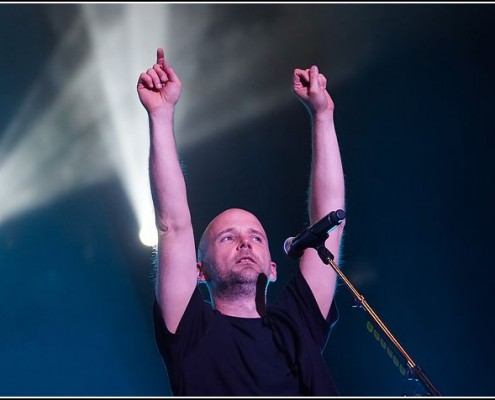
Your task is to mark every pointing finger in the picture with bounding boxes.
[157,48,165,66]
[309,65,319,91]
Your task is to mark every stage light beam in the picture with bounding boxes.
[0,4,364,248]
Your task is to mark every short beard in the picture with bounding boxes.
[213,268,259,301]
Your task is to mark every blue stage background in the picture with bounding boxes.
[0,3,493,396]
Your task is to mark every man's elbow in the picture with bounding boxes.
[155,216,192,235]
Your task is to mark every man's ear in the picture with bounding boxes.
[197,262,210,282]
[269,261,277,282]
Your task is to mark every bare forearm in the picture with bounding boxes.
[148,109,192,232]
[309,110,345,224]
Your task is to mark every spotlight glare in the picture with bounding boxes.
[139,225,158,247]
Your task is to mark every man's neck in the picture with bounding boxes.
[212,274,269,317]
[213,296,262,318]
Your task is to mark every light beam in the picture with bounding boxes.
[1,4,362,248]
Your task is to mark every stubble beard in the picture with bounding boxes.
[213,266,260,301]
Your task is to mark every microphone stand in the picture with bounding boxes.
[315,244,442,396]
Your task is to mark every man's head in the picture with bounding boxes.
[197,208,277,301]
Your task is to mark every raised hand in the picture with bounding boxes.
[292,65,334,115]
[137,48,182,114]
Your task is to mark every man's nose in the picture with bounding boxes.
[238,237,252,249]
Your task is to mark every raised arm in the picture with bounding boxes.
[137,48,198,333]
[292,65,346,318]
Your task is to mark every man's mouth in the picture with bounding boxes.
[236,256,256,264]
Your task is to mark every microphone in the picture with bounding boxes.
[284,209,346,259]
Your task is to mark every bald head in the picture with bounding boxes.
[197,208,268,262]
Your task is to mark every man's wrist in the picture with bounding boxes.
[311,108,334,123]
[148,106,175,122]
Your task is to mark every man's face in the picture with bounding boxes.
[199,209,277,288]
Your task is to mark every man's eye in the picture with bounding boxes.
[252,236,262,242]
[221,235,234,242]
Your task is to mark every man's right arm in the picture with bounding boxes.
[138,48,198,334]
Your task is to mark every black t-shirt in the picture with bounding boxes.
[153,269,339,396]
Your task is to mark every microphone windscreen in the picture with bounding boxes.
[283,237,294,255]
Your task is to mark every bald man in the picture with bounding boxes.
[137,48,346,396]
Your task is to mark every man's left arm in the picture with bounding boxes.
[293,65,346,319]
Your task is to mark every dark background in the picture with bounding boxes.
[0,3,494,396]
